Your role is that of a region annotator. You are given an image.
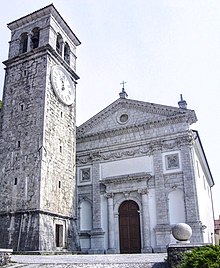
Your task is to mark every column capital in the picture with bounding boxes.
[104,192,114,199]
[138,188,148,195]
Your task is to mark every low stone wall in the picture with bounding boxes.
[167,243,210,268]
[0,249,13,266]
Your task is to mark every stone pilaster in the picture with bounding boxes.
[106,193,116,253]
[89,163,104,254]
[153,149,171,252]
[139,189,152,252]
[27,32,32,52]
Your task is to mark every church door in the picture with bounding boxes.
[119,200,141,253]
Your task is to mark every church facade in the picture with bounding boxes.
[76,92,214,253]
[0,5,215,253]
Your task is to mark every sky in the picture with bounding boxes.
[0,0,220,218]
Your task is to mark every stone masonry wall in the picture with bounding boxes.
[0,51,47,213]
[40,54,77,217]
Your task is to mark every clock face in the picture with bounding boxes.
[50,65,75,105]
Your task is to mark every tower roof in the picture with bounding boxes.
[7,4,81,46]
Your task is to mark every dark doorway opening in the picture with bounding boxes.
[119,200,141,253]
[55,224,63,247]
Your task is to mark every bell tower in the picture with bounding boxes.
[0,5,80,251]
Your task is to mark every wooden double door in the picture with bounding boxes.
[119,200,141,254]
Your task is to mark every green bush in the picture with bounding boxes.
[180,245,220,268]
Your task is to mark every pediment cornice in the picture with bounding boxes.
[77,112,194,141]
[77,98,197,139]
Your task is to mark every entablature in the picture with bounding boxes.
[76,131,194,165]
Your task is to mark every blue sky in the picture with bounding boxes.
[0,0,220,217]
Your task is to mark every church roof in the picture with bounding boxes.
[77,97,197,139]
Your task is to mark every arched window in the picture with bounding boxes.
[64,42,70,64]
[168,189,186,224]
[56,34,63,56]
[80,200,92,231]
[20,32,28,53]
[31,27,40,49]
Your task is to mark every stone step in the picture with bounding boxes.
[7,263,167,268]
[8,254,168,268]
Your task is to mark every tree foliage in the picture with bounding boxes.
[0,100,2,109]
[180,245,220,268]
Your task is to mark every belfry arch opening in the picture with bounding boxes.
[20,32,28,53]
[64,42,70,64]
[31,27,40,49]
[56,33,63,56]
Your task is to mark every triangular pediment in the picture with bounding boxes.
[77,98,197,138]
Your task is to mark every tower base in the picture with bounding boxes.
[0,210,80,252]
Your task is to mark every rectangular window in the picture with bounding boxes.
[196,160,200,178]
[203,175,206,190]
[14,178,18,185]
[17,141,20,148]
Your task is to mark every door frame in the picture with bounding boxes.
[118,199,142,253]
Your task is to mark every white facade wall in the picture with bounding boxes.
[100,156,153,178]
[192,147,215,243]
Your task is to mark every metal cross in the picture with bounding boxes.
[120,81,127,91]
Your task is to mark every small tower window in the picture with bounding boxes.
[56,34,63,56]
[60,146,62,153]
[31,27,40,49]
[20,32,28,53]
[20,104,24,111]
[64,42,70,64]
[17,141,21,148]
[14,178,18,185]
[58,181,61,188]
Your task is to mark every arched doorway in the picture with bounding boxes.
[119,200,141,253]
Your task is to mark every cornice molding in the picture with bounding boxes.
[101,172,152,184]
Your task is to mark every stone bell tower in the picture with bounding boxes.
[0,5,80,252]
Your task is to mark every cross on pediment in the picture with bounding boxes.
[119,81,128,99]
